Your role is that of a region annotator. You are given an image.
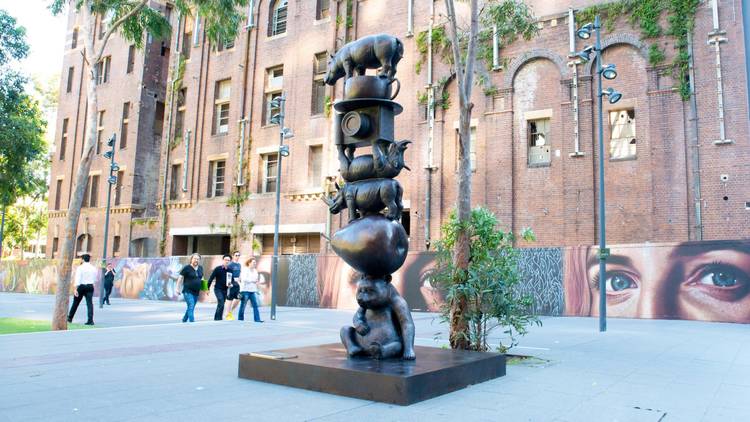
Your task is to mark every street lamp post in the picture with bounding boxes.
[100,134,119,308]
[575,15,622,332]
[269,95,291,321]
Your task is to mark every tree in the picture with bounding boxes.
[440,0,537,349]
[434,207,539,352]
[0,9,48,259]
[48,0,249,330]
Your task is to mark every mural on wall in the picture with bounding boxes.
[318,252,441,311]
[517,248,564,316]
[4,239,750,324]
[564,240,750,323]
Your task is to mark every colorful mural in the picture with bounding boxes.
[563,240,750,323]
[3,239,749,324]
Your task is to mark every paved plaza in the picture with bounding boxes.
[1,293,749,421]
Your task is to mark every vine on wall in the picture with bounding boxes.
[577,0,700,100]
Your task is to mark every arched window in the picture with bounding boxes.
[269,0,288,36]
[76,234,91,255]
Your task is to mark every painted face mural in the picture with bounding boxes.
[564,241,750,323]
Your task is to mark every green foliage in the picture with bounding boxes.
[577,0,699,100]
[226,190,250,210]
[414,25,452,75]
[476,0,539,66]
[0,10,47,207]
[433,207,540,352]
[49,0,249,50]
[2,196,48,256]
[324,95,332,118]
[648,43,665,65]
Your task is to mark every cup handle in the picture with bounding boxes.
[389,78,401,100]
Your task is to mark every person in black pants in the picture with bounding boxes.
[68,254,98,325]
[207,254,233,320]
[100,262,115,308]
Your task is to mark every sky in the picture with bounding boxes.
[1,1,67,82]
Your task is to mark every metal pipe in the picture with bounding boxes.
[595,16,607,333]
[270,95,287,321]
[687,32,703,240]
[710,35,728,142]
[569,8,582,157]
[492,24,500,70]
[182,130,190,192]
[237,119,247,186]
[712,0,720,31]
[424,0,435,250]
[406,0,414,37]
[743,0,750,120]
[246,0,255,28]
[193,14,201,46]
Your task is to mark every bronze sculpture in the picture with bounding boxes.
[323,34,416,360]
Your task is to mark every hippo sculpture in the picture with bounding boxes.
[323,33,404,85]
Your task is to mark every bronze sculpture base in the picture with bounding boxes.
[238,343,506,405]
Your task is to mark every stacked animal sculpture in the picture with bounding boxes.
[322,34,416,361]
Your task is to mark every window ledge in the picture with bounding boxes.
[528,162,551,168]
[313,17,331,26]
[610,156,637,162]
[267,33,288,41]
[261,124,280,129]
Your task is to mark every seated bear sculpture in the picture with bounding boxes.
[340,275,416,360]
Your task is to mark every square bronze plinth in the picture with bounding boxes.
[238,343,506,405]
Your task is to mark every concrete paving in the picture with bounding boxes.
[1,292,749,421]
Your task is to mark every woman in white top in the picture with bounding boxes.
[238,257,264,322]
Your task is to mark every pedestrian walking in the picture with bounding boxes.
[176,253,203,323]
[225,251,242,320]
[207,254,233,320]
[100,262,115,308]
[238,257,264,323]
[67,253,97,325]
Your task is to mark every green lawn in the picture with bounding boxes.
[0,318,95,334]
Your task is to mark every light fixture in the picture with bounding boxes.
[270,96,285,109]
[279,145,290,157]
[106,135,116,147]
[282,127,294,139]
[111,164,120,172]
[602,87,622,104]
[601,64,617,80]
[577,23,593,40]
[108,175,118,185]
[103,151,113,159]
[575,45,594,62]
[270,113,282,125]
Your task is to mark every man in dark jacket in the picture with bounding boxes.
[207,254,233,320]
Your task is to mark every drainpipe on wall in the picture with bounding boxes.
[424,0,435,250]
[569,8,583,157]
[406,0,414,37]
[709,0,732,145]
[687,32,703,240]
[182,130,190,192]
[236,14,253,189]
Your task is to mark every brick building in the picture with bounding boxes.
[47,0,750,258]
[47,0,172,258]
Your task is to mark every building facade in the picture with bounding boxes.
[48,0,750,258]
[47,0,172,258]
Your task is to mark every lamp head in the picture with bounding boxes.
[279,145,290,157]
[601,64,617,80]
[106,134,116,147]
[602,87,622,104]
[111,164,120,172]
[103,151,113,159]
[577,23,593,40]
[270,95,285,109]
[108,175,118,185]
[270,113,282,125]
[575,45,594,62]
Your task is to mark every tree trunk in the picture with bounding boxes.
[52,7,99,330]
[0,206,6,259]
[445,0,479,350]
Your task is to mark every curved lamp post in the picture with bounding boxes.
[100,134,118,308]
[574,15,622,332]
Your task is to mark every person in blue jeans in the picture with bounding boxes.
[206,254,233,320]
[238,257,264,322]
[177,253,203,322]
